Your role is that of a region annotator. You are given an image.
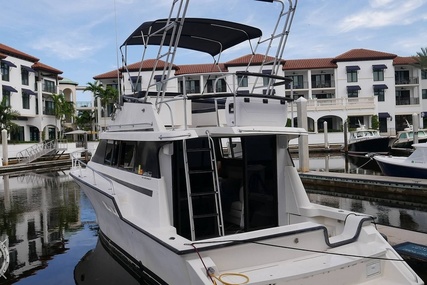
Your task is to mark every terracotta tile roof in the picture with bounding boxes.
[393,56,419,65]
[175,63,227,75]
[283,58,336,70]
[0,43,39,62]
[124,59,177,71]
[0,53,6,59]
[32,61,63,74]
[225,54,281,66]
[333,48,397,62]
[93,69,121,80]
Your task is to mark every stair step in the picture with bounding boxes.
[187,148,210,153]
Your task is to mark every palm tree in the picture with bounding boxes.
[413,47,427,69]
[75,110,95,131]
[51,93,75,139]
[0,98,20,142]
[84,82,118,130]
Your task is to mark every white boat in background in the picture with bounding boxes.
[374,143,427,179]
[70,0,423,284]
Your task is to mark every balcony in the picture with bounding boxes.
[305,97,376,111]
[395,77,419,85]
[396,97,419,105]
[311,80,335,88]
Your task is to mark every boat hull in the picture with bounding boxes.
[348,137,391,154]
[374,156,427,179]
[71,169,423,285]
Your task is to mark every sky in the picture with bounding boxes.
[1,0,427,101]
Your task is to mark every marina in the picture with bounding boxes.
[1,0,427,283]
[0,157,427,284]
[67,0,425,283]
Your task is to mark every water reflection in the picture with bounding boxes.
[294,153,382,175]
[308,193,427,233]
[74,238,140,285]
[0,172,97,284]
[0,163,426,284]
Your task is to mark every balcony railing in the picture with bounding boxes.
[305,97,375,111]
[395,77,419,85]
[396,97,419,105]
[311,80,335,88]
[76,101,93,108]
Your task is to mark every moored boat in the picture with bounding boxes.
[374,143,427,179]
[70,1,423,284]
[347,126,392,155]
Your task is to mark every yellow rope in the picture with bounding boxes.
[211,272,249,285]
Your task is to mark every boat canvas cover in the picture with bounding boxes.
[122,18,262,56]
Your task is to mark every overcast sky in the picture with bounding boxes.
[1,0,427,100]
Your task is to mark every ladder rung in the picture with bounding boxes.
[194,213,218,219]
[187,148,210,153]
[189,169,213,174]
[191,191,217,197]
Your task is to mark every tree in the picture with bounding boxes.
[0,98,20,142]
[413,47,427,69]
[75,110,95,131]
[84,82,118,130]
[50,93,75,139]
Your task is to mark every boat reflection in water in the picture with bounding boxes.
[74,235,141,285]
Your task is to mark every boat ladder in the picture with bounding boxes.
[183,133,225,241]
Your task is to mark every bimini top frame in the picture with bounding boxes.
[121,18,262,57]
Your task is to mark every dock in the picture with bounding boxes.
[299,171,427,205]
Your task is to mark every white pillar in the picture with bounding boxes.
[413,113,419,144]
[2,129,8,166]
[296,97,309,172]
[323,121,329,149]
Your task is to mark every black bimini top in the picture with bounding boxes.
[121,18,262,57]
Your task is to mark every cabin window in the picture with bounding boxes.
[133,141,165,178]
[118,141,136,170]
[104,140,119,166]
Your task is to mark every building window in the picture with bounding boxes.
[185,79,200,93]
[1,62,10,81]
[347,90,358,98]
[44,100,55,115]
[43,80,56,93]
[422,70,427,80]
[206,79,226,93]
[422,89,427,99]
[21,68,29,85]
[347,70,358,82]
[22,93,30,109]
[130,76,142,93]
[289,75,304,89]
[237,74,248,87]
[2,91,11,107]
[373,69,384,81]
[374,89,385,102]
[10,126,24,142]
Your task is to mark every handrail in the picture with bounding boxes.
[71,150,116,195]
[16,140,58,164]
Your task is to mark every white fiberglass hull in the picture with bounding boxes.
[71,168,422,285]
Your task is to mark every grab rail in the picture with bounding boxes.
[71,150,116,195]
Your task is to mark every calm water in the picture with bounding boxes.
[0,156,426,284]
